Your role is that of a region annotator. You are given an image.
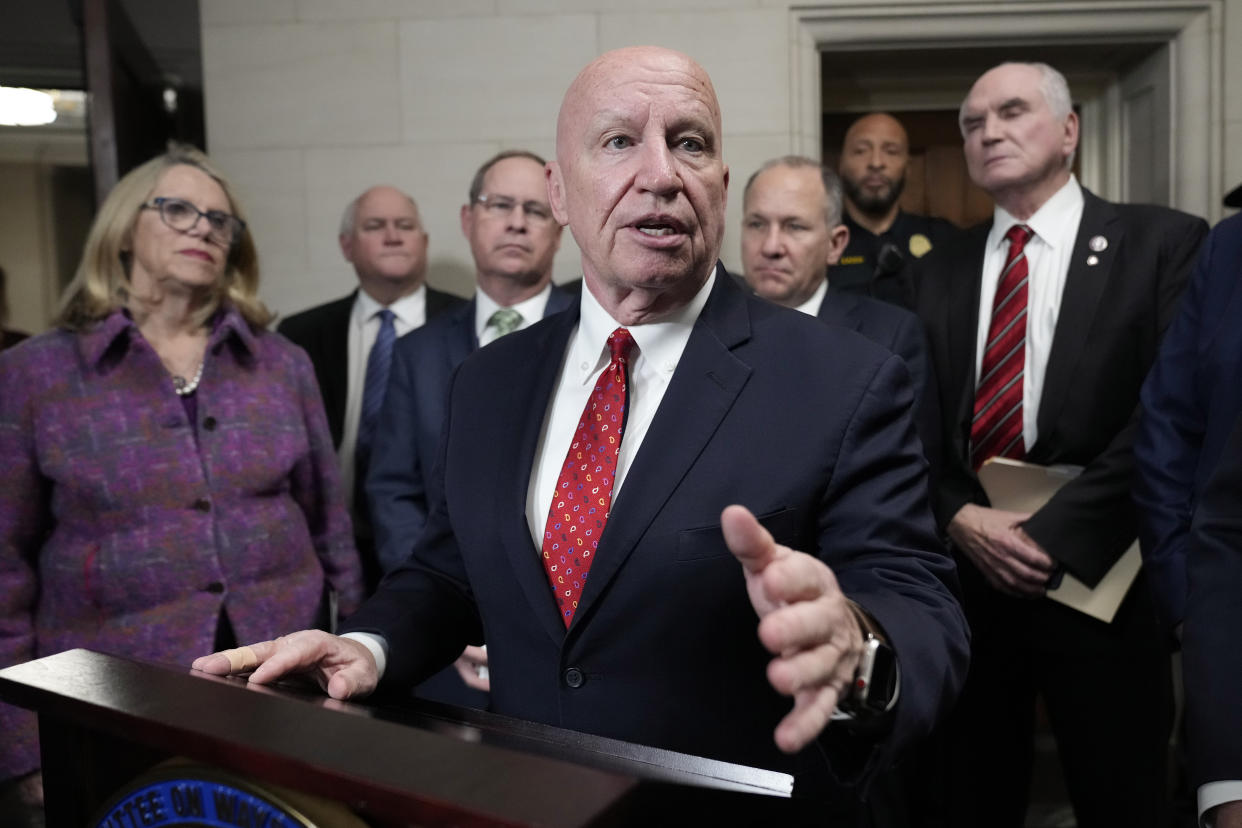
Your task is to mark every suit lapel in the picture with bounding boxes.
[816,288,862,330]
[949,226,990,445]
[1031,192,1120,455]
[322,293,355,445]
[544,284,575,317]
[449,299,478,362]
[570,272,753,633]
[496,309,582,645]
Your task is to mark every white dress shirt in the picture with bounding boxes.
[340,285,427,508]
[524,269,715,547]
[793,278,829,318]
[347,267,719,675]
[974,175,1084,450]
[474,283,553,347]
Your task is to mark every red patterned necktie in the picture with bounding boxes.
[541,327,636,627]
[971,224,1034,470]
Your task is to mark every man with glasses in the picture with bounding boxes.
[278,186,466,591]
[365,151,573,707]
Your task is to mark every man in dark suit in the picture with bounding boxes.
[740,155,939,478]
[277,186,464,586]
[1134,209,1242,826]
[916,61,1207,827]
[366,151,572,707]
[197,46,968,807]
[1136,209,1242,638]
[1183,412,1242,828]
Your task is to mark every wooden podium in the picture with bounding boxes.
[0,649,796,827]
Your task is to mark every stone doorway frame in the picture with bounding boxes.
[789,1,1225,221]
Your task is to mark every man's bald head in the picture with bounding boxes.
[838,112,910,227]
[547,46,730,324]
[339,185,428,304]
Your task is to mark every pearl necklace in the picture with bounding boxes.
[171,362,204,396]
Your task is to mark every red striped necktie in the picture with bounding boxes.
[972,224,1034,470]
[540,327,636,627]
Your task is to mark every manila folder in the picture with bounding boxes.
[977,457,1141,623]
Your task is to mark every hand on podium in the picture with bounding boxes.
[452,645,490,691]
[721,505,866,755]
[192,630,378,700]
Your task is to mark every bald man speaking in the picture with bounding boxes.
[197,47,967,810]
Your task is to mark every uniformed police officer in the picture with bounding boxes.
[834,112,959,310]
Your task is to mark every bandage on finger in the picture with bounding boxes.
[222,645,260,673]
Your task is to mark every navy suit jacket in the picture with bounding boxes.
[819,289,941,486]
[368,284,575,573]
[1182,408,1242,790]
[276,287,466,449]
[1135,212,1242,633]
[917,190,1206,586]
[342,270,968,794]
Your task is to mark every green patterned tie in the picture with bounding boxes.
[488,307,524,338]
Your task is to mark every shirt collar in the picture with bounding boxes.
[474,282,553,339]
[989,175,1083,252]
[78,303,256,368]
[354,283,426,328]
[571,264,717,384]
[793,277,829,317]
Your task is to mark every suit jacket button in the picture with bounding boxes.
[206,582,225,594]
[564,667,585,689]
[193,498,211,512]
[203,416,217,431]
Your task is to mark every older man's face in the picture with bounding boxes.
[960,64,1077,197]
[548,48,729,308]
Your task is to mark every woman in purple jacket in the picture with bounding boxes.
[0,146,363,818]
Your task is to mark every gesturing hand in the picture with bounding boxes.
[191,629,378,701]
[721,505,865,754]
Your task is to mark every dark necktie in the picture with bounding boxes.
[355,308,396,473]
[540,327,636,627]
[972,224,1033,470]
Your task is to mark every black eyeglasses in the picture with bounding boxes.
[474,193,555,225]
[142,197,246,246]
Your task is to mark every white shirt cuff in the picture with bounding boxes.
[1199,781,1242,826]
[340,632,388,679]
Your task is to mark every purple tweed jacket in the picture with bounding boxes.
[0,306,363,780]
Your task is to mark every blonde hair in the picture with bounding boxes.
[57,144,272,331]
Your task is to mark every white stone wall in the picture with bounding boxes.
[200,0,1242,319]
[201,0,796,317]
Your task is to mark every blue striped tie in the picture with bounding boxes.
[356,308,396,467]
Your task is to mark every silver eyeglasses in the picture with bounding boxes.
[474,193,555,225]
[142,197,246,246]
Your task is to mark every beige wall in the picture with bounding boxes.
[200,0,1242,320]
[0,163,55,336]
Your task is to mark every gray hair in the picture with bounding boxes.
[338,186,419,237]
[959,62,1076,168]
[959,62,1074,132]
[743,155,844,227]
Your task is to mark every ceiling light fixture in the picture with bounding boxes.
[0,87,58,126]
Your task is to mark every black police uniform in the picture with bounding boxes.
[833,210,960,311]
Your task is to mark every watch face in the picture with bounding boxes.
[866,643,899,713]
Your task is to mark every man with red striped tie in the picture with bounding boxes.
[915,62,1206,828]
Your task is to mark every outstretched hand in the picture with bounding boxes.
[191,630,378,701]
[721,505,865,754]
